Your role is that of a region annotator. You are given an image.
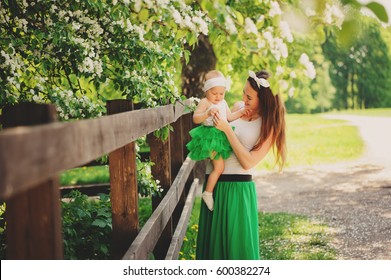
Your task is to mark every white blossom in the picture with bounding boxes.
[279,80,289,91]
[263,31,274,46]
[171,8,183,25]
[275,38,288,58]
[276,66,285,76]
[225,16,237,35]
[305,8,316,17]
[183,15,196,32]
[269,1,282,17]
[244,18,258,35]
[256,37,266,49]
[288,87,295,97]
[192,16,208,35]
[299,53,316,79]
[290,71,297,79]
[72,22,81,31]
[279,21,293,43]
[144,0,154,9]
[324,3,344,28]
[134,0,142,12]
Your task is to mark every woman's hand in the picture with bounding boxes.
[213,111,231,133]
[209,107,220,116]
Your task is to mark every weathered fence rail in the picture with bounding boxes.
[0,99,197,260]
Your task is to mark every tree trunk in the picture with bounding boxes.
[351,71,355,109]
[343,70,349,110]
[181,35,217,99]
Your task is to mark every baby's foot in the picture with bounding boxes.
[202,191,214,211]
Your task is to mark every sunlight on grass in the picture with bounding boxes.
[60,165,110,186]
[258,114,365,170]
[259,212,336,260]
[179,198,336,260]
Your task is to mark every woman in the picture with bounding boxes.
[196,70,287,260]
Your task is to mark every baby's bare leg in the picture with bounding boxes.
[202,157,224,211]
[205,157,224,192]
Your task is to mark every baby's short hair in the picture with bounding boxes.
[204,70,224,81]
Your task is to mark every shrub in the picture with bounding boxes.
[62,191,112,260]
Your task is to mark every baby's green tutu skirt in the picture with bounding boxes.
[186,125,233,160]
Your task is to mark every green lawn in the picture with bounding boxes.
[60,165,109,186]
[258,113,365,170]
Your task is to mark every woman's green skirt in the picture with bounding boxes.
[196,179,260,260]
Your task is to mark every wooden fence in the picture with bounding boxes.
[0,99,198,260]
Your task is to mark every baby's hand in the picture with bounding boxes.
[208,107,220,116]
[240,107,252,116]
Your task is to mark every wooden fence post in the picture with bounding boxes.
[2,103,63,259]
[182,113,196,186]
[107,100,139,259]
[148,131,172,259]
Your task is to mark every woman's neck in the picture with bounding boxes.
[242,114,260,122]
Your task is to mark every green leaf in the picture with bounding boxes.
[315,25,326,44]
[338,19,360,49]
[92,219,107,228]
[138,9,149,22]
[340,0,360,7]
[235,11,244,25]
[184,50,191,65]
[366,2,389,23]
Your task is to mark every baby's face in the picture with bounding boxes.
[206,86,225,104]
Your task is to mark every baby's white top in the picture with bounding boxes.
[206,117,262,175]
[203,100,228,126]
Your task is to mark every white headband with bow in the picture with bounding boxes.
[248,70,270,88]
[202,77,231,92]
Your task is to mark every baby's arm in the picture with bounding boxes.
[226,102,251,121]
[193,98,214,124]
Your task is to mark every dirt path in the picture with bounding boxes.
[254,115,391,260]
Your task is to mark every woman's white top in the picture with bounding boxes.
[203,100,228,126]
[205,117,262,175]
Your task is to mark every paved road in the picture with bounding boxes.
[254,115,391,260]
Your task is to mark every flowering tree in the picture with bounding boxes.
[0,0,209,119]
[1,0,387,117]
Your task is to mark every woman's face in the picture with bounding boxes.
[242,81,259,112]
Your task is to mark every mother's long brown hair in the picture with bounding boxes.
[248,70,287,171]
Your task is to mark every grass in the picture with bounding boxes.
[60,165,109,186]
[258,113,365,170]
[259,212,336,260]
[178,198,336,260]
[139,197,153,228]
[178,198,201,260]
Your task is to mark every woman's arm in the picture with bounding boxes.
[213,112,273,170]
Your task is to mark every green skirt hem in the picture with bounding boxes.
[196,180,260,260]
